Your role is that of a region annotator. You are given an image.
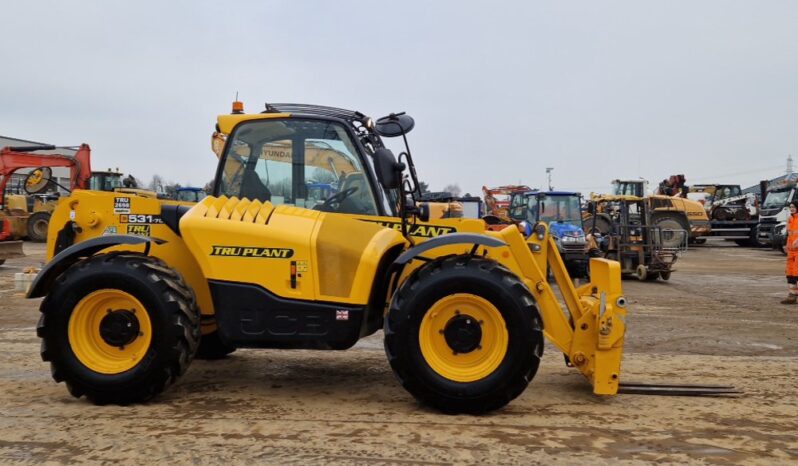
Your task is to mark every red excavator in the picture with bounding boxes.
[481,184,534,224]
[0,144,92,264]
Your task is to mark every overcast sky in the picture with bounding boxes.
[2,1,796,197]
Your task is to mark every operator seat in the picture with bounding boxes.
[240,170,271,202]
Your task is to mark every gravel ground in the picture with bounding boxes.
[0,241,796,465]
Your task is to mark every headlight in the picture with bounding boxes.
[561,235,586,244]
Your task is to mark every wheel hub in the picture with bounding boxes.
[99,310,140,347]
[443,314,482,354]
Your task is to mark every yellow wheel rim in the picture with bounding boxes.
[68,289,152,374]
[419,293,508,383]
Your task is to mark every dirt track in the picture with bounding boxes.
[1,242,797,464]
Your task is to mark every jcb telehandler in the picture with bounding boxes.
[27,103,735,412]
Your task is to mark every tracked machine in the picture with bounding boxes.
[27,102,737,412]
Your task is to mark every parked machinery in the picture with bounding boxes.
[685,184,763,246]
[481,184,534,224]
[0,144,92,262]
[757,174,798,248]
[584,195,687,281]
[509,190,589,279]
[610,178,711,244]
[175,187,207,203]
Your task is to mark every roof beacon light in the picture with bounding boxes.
[232,92,244,114]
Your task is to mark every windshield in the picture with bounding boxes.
[218,118,378,215]
[531,194,582,225]
[715,186,741,200]
[763,189,792,208]
[90,173,123,192]
[612,181,644,197]
[177,190,205,202]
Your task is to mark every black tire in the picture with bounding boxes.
[384,256,544,414]
[27,211,51,243]
[748,227,769,248]
[645,271,661,281]
[0,259,5,266]
[691,237,707,245]
[734,239,752,247]
[584,215,612,236]
[196,330,237,360]
[37,253,200,404]
[660,271,671,281]
[650,213,688,249]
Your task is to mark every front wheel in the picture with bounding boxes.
[26,211,50,243]
[37,253,200,404]
[384,256,544,414]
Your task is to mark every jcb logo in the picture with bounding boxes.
[211,245,294,259]
[126,225,151,236]
[363,220,456,238]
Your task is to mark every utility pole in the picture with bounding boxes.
[787,155,794,175]
[545,167,554,191]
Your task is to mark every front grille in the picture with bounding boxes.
[561,243,586,253]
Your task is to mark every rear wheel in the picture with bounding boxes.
[27,211,50,243]
[660,271,672,281]
[384,256,543,414]
[651,213,688,249]
[37,253,200,404]
[584,215,612,236]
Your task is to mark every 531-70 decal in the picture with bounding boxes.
[119,214,164,224]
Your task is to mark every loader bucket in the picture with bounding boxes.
[0,240,25,263]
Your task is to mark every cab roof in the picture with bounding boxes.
[217,103,368,135]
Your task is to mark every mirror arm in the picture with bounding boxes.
[399,131,422,200]
[397,171,415,246]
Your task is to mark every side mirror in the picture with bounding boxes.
[24,167,52,194]
[373,148,404,190]
[374,113,415,137]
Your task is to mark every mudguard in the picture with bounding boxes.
[393,233,506,267]
[27,235,163,298]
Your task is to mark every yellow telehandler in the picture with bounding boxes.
[27,103,736,412]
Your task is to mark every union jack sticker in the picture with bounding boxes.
[336,310,349,321]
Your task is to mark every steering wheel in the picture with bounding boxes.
[319,186,359,212]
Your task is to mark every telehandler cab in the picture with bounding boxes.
[27,103,736,412]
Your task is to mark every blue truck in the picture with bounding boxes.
[509,190,589,279]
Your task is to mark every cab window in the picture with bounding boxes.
[218,119,378,215]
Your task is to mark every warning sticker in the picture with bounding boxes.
[296,260,309,272]
[114,197,131,214]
